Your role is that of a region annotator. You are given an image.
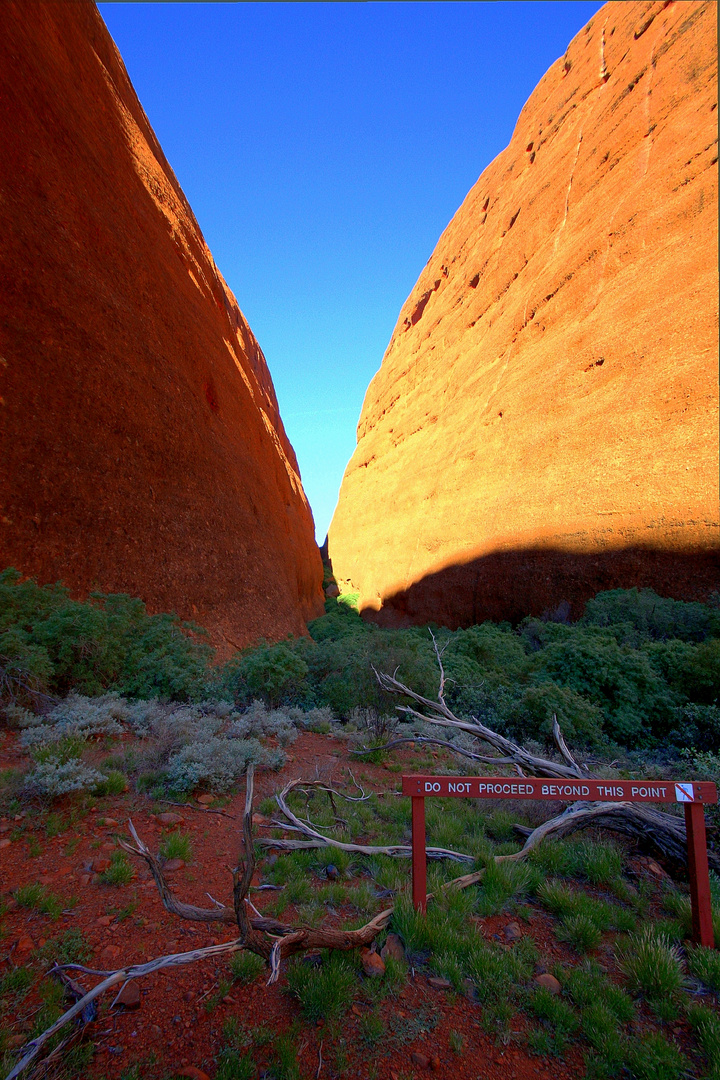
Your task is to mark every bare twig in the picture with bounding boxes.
[4,941,248,1080]
[232,764,255,941]
[551,714,585,776]
[350,733,512,766]
[269,778,473,862]
[429,629,450,706]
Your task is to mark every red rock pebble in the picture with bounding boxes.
[360,947,386,977]
[113,981,141,1009]
[535,973,562,994]
[381,932,406,963]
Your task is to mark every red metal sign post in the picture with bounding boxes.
[401,775,718,947]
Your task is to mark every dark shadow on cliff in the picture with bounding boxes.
[361,545,720,629]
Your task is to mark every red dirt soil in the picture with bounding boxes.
[328,0,719,628]
[0,1,323,650]
[0,731,706,1080]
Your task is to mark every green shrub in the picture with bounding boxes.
[670,703,720,752]
[3,571,715,756]
[0,569,212,702]
[222,641,311,707]
[527,627,675,746]
[514,682,606,745]
[308,596,368,642]
[581,588,719,643]
[682,637,720,703]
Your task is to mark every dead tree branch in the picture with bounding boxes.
[6,850,487,1080]
[374,666,720,873]
[373,667,585,780]
[262,778,473,862]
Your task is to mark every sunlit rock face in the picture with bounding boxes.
[0,1,324,647]
[329,0,719,628]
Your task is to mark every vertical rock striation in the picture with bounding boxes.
[329,0,718,627]
[0,1,324,647]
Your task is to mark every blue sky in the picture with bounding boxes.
[98,1,604,543]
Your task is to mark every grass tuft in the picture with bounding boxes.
[14,883,65,919]
[686,943,720,994]
[617,929,686,1018]
[625,1032,688,1080]
[99,851,134,886]
[285,952,356,1023]
[160,830,193,863]
[686,1002,720,1080]
[229,951,265,985]
[556,913,603,953]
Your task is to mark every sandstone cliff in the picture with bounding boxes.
[329,0,719,627]
[0,1,324,647]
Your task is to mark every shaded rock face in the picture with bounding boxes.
[329,0,719,628]
[0,1,324,647]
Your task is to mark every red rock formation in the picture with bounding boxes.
[0,1,324,648]
[329,0,719,627]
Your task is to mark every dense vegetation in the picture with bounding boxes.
[3,566,718,755]
[2,568,720,1080]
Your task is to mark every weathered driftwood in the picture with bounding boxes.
[259,777,474,862]
[366,639,719,873]
[8,642,716,1077]
[4,766,395,1080]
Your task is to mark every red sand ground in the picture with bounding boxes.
[0,731,704,1079]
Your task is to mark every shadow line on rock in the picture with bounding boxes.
[360,545,720,630]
